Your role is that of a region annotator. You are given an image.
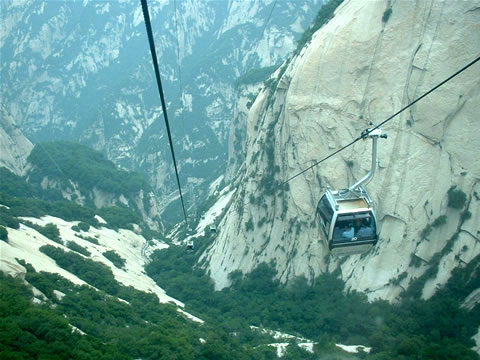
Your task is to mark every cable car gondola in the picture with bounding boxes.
[185,227,194,250]
[317,128,387,256]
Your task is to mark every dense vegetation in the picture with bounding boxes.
[39,245,121,295]
[103,250,126,269]
[235,65,279,87]
[3,205,478,359]
[0,167,57,200]
[0,191,98,226]
[22,221,63,244]
[27,142,150,196]
[295,0,344,53]
[1,266,273,360]
[448,186,468,209]
[0,226,8,242]
[0,272,128,360]
[0,165,159,238]
[0,141,161,231]
[147,245,480,360]
[2,162,478,358]
[67,241,91,256]
[0,190,146,234]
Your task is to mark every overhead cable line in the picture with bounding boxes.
[173,0,187,136]
[252,0,278,58]
[140,0,189,228]
[173,0,182,65]
[282,54,480,185]
[172,0,191,206]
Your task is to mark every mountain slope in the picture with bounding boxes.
[0,106,33,175]
[0,0,322,209]
[201,0,480,306]
[0,152,179,305]
[0,214,183,306]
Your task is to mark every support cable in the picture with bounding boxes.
[281,54,480,185]
[252,0,278,58]
[140,0,189,228]
[173,0,187,138]
[172,0,192,211]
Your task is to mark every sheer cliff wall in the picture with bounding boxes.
[202,0,480,303]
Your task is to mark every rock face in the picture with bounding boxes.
[202,0,480,302]
[0,0,321,205]
[0,214,183,306]
[0,106,33,175]
[22,141,165,230]
[225,83,264,183]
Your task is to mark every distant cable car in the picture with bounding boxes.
[317,128,387,256]
[209,224,217,234]
[185,227,194,250]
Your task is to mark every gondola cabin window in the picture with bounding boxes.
[317,195,333,235]
[332,213,376,244]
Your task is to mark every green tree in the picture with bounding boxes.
[40,223,62,244]
[0,226,7,242]
[67,241,91,256]
[447,186,467,209]
[103,250,126,269]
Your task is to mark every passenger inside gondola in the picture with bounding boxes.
[333,226,344,242]
[332,214,375,244]
[333,217,355,243]
[356,217,375,239]
[342,223,354,240]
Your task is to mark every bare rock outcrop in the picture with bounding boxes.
[0,106,33,175]
[202,0,480,303]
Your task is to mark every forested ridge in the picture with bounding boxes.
[0,147,281,359]
[0,144,160,238]
[1,1,479,356]
[1,135,479,359]
[146,243,480,360]
[27,142,151,196]
[2,246,478,359]
[0,270,264,360]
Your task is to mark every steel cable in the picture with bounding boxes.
[140,0,189,228]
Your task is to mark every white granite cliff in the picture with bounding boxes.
[202,0,480,305]
[0,106,34,175]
